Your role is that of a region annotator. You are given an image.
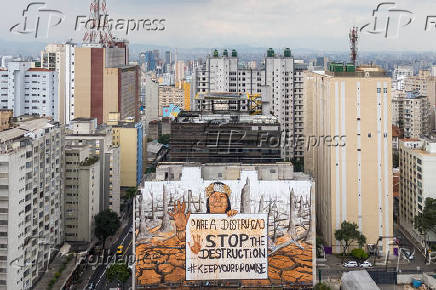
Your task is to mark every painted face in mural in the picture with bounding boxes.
[206,182,237,217]
[208,191,229,213]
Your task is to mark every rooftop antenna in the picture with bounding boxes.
[349,26,358,66]
[83,0,114,47]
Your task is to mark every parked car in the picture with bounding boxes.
[87,282,95,289]
[343,260,358,268]
[360,261,373,268]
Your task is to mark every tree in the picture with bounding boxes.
[95,209,121,248]
[335,221,367,255]
[125,187,137,200]
[158,134,170,145]
[314,283,331,290]
[106,262,130,286]
[415,198,436,251]
[351,248,369,261]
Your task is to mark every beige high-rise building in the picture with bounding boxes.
[66,118,121,215]
[175,60,185,88]
[304,65,393,254]
[64,145,100,242]
[399,137,436,250]
[74,43,139,124]
[404,70,431,95]
[108,113,144,188]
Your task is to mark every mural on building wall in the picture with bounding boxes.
[162,104,181,118]
[135,171,314,288]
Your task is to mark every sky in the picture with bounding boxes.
[2,0,436,51]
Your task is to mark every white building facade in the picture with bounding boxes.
[0,62,59,121]
[192,49,306,160]
[41,43,76,124]
[399,137,436,250]
[0,118,63,289]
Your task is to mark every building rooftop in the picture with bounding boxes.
[111,121,137,128]
[175,111,279,124]
[147,141,163,154]
[318,64,387,78]
[71,117,96,122]
[195,92,251,100]
[28,68,52,72]
[0,118,53,143]
[400,138,421,142]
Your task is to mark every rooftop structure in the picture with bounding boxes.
[168,112,281,164]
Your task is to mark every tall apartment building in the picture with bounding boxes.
[403,95,431,138]
[192,48,306,160]
[399,137,436,249]
[41,42,76,124]
[393,65,413,90]
[144,73,159,129]
[404,70,431,95]
[74,43,139,124]
[64,145,100,242]
[404,71,436,131]
[0,118,63,289]
[304,64,393,254]
[108,113,144,187]
[144,51,156,72]
[65,118,120,214]
[158,86,184,117]
[0,62,59,121]
[164,50,173,73]
[392,91,431,138]
[175,60,185,87]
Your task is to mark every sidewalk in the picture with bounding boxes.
[33,253,76,290]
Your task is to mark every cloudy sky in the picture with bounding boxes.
[2,0,436,51]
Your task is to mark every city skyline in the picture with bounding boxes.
[2,0,436,53]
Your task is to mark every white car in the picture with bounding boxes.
[360,261,373,268]
[343,261,358,268]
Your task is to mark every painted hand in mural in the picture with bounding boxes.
[226,209,238,217]
[169,201,191,240]
[188,234,202,255]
